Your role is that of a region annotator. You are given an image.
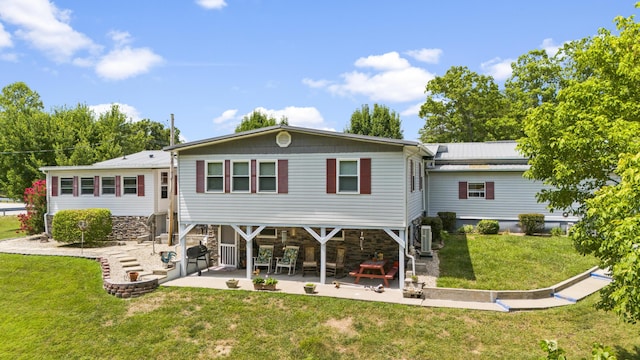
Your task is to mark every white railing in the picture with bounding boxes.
[219,243,237,267]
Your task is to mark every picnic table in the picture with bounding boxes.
[349,260,398,287]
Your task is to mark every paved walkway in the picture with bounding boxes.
[0,237,611,312]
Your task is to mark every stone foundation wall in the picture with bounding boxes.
[46,215,151,242]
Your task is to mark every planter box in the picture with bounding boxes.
[253,284,276,291]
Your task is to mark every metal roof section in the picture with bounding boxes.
[164,124,433,156]
[429,164,531,172]
[40,150,171,172]
[425,141,527,165]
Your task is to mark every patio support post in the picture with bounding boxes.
[398,229,405,288]
[245,226,252,280]
[320,228,326,285]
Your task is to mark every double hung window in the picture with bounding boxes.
[338,160,358,193]
[232,161,250,192]
[80,177,94,195]
[258,161,276,192]
[60,177,73,195]
[123,177,137,195]
[206,162,224,192]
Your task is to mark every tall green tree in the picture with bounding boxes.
[518,11,640,323]
[418,66,519,143]
[235,110,287,132]
[345,104,403,139]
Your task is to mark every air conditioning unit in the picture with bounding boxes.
[420,225,433,257]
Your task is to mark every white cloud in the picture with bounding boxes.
[195,0,227,10]
[405,48,442,64]
[304,51,434,103]
[108,30,132,47]
[400,102,423,117]
[0,52,18,62]
[0,22,13,48]
[96,46,163,80]
[0,0,99,62]
[252,106,326,128]
[480,57,514,81]
[89,103,142,122]
[213,109,238,124]
[354,51,410,71]
[540,38,563,56]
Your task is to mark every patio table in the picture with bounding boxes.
[351,260,390,287]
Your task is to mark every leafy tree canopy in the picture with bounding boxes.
[345,103,403,139]
[0,82,179,199]
[517,11,640,323]
[418,66,520,143]
[235,110,288,133]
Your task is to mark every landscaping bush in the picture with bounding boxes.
[550,227,564,237]
[421,216,443,243]
[458,224,475,234]
[476,220,500,234]
[518,213,545,235]
[17,179,47,235]
[437,211,457,232]
[52,209,112,245]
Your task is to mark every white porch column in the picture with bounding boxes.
[398,229,405,288]
[320,228,326,285]
[230,225,265,280]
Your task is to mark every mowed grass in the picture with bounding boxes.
[437,234,598,290]
[0,253,639,359]
[0,216,23,240]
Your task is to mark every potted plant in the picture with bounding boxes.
[226,278,239,288]
[252,276,265,290]
[128,271,139,282]
[263,277,278,291]
[304,283,316,294]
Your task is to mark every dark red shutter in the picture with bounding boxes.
[458,181,467,199]
[410,159,414,192]
[419,163,423,191]
[196,160,205,193]
[51,176,58,197]
[174,174,178,195]
[72,176,78,197]
[278,159,288,194]
[250,160,257,193]
[486,181,495,200]
[137,175,145,197]
[224,160,231,193]
[326,159,336,194]
[115,176,121,197]
[360,158,371,194]
[94,176,99,196]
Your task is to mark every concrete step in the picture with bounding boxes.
[121,261,141,268]
[117,256,137,262]
[124,266,144,272]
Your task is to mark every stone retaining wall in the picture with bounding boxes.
[46,215,151,241]
[97,257,158,298]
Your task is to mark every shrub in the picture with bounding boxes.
[52,209,112,245]
[518,213,545,235]
[550,227,564,237]
[437,212,457,232]
[458,224,475,234]
[17,179,47,235]
[421,216,443,243]
[476,219,500,234]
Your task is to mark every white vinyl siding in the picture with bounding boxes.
[428,171,554,220]
[406,153,424,221]
[178,152,408,228]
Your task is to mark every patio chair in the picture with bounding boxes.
[302,245,318,277]
[253,244,274,274]
[326,246,346,278]
[275,246,300,275]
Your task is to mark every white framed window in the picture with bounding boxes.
[330,229,345,241]
[80,177,94,195]
[468,182,486,198]
[232,161,250,192]
[338,159,359,193]
[60,177,73,195]
[258,227,277,238]
[102,177,115,195]
[123,177,137,195]
[206,162,224,192]
[258,161,277,193]
[161,172,169,199]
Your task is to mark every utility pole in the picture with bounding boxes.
[168,114,175,246]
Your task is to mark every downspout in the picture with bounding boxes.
[405,226,416,276]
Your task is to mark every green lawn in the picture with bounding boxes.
[0,245,638,358]
[0,216,23,240]
[437,234,598,290]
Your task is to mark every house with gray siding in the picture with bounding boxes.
[424,141,577,231]
[166,125,431,288]
[40,150,174,240]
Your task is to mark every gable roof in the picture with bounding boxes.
[40,150,171,172]
[165,124,433,155]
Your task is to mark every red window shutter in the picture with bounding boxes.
[224,160,231,193]
[278,159,288,194]
[137,175,145,197]
[419,163,423,191]
[94,176,99,196]
[486,181,495,200]
[196,160,205,193]
[51,176,58,197]
[115,175,121,197]
[174,174,178,195]
[73,176,78,197]
[360,158,371,194]
[326,159,336,194]
[458,181,468,199]
[410,159,414,192]
[250,160,257,193]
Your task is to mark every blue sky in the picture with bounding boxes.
[0,1,637,142]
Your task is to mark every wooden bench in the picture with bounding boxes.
[384,267,398,280]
